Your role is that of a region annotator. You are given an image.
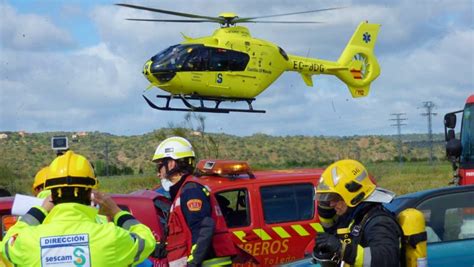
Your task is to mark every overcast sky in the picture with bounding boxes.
[0,0,472,136]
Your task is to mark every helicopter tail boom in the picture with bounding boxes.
[287,21,381,98]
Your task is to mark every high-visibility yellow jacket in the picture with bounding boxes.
[1,203,156,267]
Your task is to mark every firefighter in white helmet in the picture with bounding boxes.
[313,159,402,267]
[153,136,237,266]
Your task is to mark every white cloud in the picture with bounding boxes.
[0,3,75,51]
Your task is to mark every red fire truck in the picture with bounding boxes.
[444,94,474,185]
[1,160,325,266]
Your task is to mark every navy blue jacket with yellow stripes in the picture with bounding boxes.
[318,202,402,266]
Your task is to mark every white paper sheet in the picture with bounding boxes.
[11,194,44,216]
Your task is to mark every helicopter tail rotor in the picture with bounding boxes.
[334,22,381,97]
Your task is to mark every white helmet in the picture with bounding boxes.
[152,136,195,162]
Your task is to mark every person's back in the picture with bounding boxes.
[2,151,155,266]
[5,203,153,266]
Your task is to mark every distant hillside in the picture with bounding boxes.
[0,129,447,182]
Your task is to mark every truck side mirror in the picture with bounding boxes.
[444,113,457,129]
[446,138,462,158]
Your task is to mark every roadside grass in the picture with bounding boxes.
[6,160,454,196]
[366,161,452,195]
[98,175,157,193]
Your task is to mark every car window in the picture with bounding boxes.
[416,190,474,243]
[260,183,314,224]
[215,189,250,228]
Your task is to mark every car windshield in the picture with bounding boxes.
[150,44,203,72]
[461,103,473,166]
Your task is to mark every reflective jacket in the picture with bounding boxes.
[2,203,155,267]
[167,178,237,267]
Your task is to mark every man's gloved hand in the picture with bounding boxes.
[187,244,198,267]
[317,201,336,229]
[153,242,167,259]
[313,233,342,262]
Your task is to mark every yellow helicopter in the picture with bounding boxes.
[117,3,381,113]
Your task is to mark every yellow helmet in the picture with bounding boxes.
[152,136,195,162]
[32,166,49,193]
[316,159,375,207]
[45,150,98,190]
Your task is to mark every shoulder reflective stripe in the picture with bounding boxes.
[310,223,325,233]
[353,244,367,267]
[122,219,140,230]
[202,256,232,266]
[291,225,310,236]
[233,231,247,242]
[252,229,272,241]
[362,246,371,267]
[4,239,12,263]
[130,233,146,263]
[175,197,181,207]
[19,213,41,226]
[272,226,290,238]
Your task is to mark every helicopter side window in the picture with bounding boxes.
[228,51,249,71]
[209,48,229,71]
[182,47,209,71]
[209,48,249,72]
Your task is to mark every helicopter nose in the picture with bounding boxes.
[143,60,152,76]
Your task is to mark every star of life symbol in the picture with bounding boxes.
[363,32,371,43]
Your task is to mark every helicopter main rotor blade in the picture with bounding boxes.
[116,3,222,22]
[242,20,324,24]
[126,18,218,23]
[235,7,345,23]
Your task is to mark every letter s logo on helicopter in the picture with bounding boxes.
[216,73,223,84]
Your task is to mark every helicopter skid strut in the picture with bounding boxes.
[143,94,266,113]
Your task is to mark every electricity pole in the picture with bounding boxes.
[421,101,437,164]
[390,113,407,164]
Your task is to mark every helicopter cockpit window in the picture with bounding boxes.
[150,44,203,72]
[209,48,249,71]
[151,45,178,62]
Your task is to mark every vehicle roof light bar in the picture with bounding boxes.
[194,160,255,179]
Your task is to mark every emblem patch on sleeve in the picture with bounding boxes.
[187,199,203,211]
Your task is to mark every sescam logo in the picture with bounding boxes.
[45,255,73,263]
[74,247,87,266]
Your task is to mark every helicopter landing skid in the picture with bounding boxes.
[143,94,266,113]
